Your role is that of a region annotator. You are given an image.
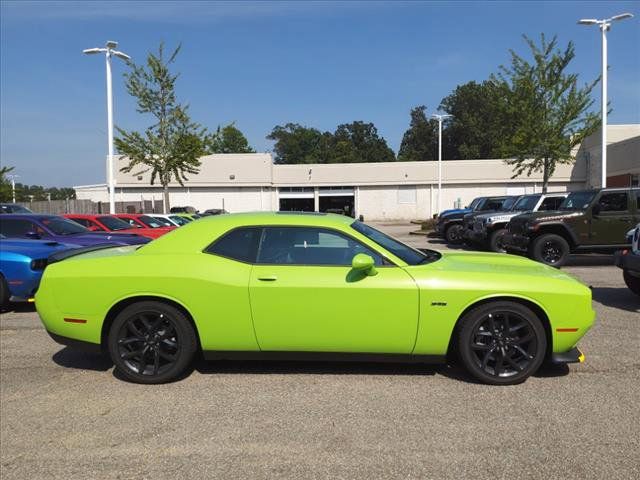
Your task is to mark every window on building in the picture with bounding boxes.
[397,186,417,204]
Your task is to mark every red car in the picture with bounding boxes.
[64,214,172,240]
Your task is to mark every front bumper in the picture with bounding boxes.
[502,232,530,252]
[614,250,640,274]
[463,228,487,244]
[550,347,585,364]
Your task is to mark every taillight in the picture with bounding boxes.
[30,259,47,270]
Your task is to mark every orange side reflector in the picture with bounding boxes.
[556,328,579,333]
[63,318,87,324]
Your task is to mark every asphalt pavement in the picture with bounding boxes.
[1,223,638,480]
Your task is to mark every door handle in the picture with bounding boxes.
[257,275,278,282]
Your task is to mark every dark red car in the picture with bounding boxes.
[64,214,173,240]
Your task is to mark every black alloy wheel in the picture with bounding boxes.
[445,223,465,245]
[108,301,197,384]
[458,301,546,385]
[531,233,569,267]
[488,228,508,253]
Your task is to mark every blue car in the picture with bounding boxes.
[0,235,81,305]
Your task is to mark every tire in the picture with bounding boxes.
[108,301,198,384]
[457,301,547,385]
[531,233,570,267]
[445,223,464,245]
[488,228,508,253]
[623,270,640,296]
[0,274,8,308]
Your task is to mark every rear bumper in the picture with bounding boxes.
[550,347,585,364]
[614,250,640,274]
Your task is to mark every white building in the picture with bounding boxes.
[75,125,639,221]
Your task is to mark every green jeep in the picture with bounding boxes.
[504,188,640,267]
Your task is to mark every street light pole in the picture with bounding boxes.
[83,41,131,214]
[432,114,452,215]
[7,174,19,203]
[578,13,633,189]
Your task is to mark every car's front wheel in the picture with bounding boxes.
[623,269,640,296]
[457,301,547,385]
[108,301,198,384]
[488,228,508,253]
[531,233,570,267]
[445,223,464,244]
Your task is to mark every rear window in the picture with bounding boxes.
[205,227,262,263]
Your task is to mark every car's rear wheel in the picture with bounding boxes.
[445,223,464,244]
[108,301,198,384]
[623,269,640,296]
[531,233,569,267]
[457,301,546,385]
[488,228,508,253]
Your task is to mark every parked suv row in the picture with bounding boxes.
[504,188,640,267]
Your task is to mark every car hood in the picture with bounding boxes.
[512,210,584,223]
[439,208,470,218]
[413,250,584,284]
[473,211,524,222]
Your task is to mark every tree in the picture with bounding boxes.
[496,34,600,192]
[438,81,513,160]
[205,123,255,154]
[398,106,438,161]
[115,43,206,212]
[329,121,396,163]
[266,123,332,164]
[0,166,15,202]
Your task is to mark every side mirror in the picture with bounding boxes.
[25,231,41,239]
[592,203,601,217]
[351,253,378,276]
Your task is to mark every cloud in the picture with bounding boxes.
[1,1,397,23]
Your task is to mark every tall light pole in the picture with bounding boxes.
[83,41,131,214]
[578,13,634,188]
[7,174,19,203]
[432,113,452,214]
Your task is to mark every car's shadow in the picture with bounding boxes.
[1,303,37,314]
[591,287,640,313]
[52,347,113,372]
[50,348,571,384]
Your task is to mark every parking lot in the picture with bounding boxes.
[1,222,638,480]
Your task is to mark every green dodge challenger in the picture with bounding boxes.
[36,212,595,385]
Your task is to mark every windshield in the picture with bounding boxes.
[351,221,439,265]
[1,204,32,214]
[41,217,88,235]
[468,197,482,209]
[151,216,175,227]
[513,195,541,211]
[99,216,133,231]
[500,197,519,211]
[560,191,596,211]
[138,215,166,228]
[169,215,190,225]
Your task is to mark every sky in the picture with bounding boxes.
[1,0,638,187]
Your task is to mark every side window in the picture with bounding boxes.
[205,227,261,263]
[0,219,36,236]
[257,227,383,266]
[539,197,563,211]
[598,192,628,212]
[71,218,89,227]
[483,199,504,210]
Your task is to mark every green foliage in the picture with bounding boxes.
[205,123,255,154]
[397,106,438,161]
[115,43,206,211]
[438,81,513,160]
[267,121,395,164]
[495,34,600,191]
[0,166,15,201]
[266,123,331,164]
